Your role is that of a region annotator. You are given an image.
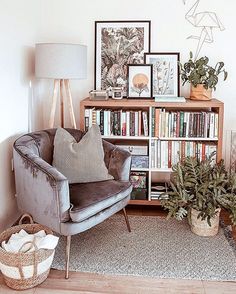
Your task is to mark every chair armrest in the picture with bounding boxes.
[108,147,132,181]
[13,147,70,234]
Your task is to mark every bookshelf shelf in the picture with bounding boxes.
[155,137,218,141]
[80,97,224,207]
[102,135,149,140]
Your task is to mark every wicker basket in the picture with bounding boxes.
[0,214,55,290]
[190,208,221,237]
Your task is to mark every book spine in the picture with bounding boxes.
[135,111,139,136]
[168,141,172,168]
[100,110,104,135]
[214,113,218,138]
[179,112,184,137]
[117,110,121,136]
[152,107,155,137]
[84,109,90,132]
[121,112,126,136]
[138,111,142,136]
[155,108,160,138]
[126,112,130,136]
[142,112,149,137]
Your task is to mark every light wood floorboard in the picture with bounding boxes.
[0,206,236,293]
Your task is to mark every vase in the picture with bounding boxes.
[190,208,221,237]
[190,84,212,101]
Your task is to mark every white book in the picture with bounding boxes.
[151,140,155,168]
[107,110,111,135]
[154,139,157,168]
[157,140,161,168]
[142,112,149,137]
[209,113,215,138]
[214,113,218,138]
[96,110,101,126]
[103,110,108,136]
[165,111,169,138]
[89,108,93,128]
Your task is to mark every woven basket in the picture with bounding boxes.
[190,208,221,237]
[0,214,55,290]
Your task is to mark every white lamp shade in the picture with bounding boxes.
[35,43,87,79]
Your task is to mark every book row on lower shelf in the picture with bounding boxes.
[151,109,218,139]
[85,108,149,136]
[150,140,217,169]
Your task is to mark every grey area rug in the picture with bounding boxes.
[52,215,236,281]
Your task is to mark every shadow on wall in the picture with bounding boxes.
[0,136,21,232]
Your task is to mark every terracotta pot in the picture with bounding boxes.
[190,208,221,237]
[190,84,212,101]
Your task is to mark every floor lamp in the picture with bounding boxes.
[35,43,87,128]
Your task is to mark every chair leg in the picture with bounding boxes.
[122,208,131,232]
[65,235,71,279]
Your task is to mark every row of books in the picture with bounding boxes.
[151,109,218,139]
[85,108,149,136]
[151,140,217,169]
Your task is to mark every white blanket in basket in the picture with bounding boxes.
[1,229,59,253]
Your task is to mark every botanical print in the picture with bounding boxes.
[95,21,150,96]
[145,53,179,97]
[128,65,152,98]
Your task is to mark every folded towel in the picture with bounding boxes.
[1,230,59,253]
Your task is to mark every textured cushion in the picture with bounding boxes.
[69,180,132,222]
[52,126,113,184]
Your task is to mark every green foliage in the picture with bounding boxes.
[179,52,228,90]
[161,154,236,226]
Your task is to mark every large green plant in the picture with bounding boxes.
[179,52,228,90]
[161,154,236,226]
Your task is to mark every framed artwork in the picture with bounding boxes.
[127,64,153,99]
[95,20,151,96]
[144,52,180,97]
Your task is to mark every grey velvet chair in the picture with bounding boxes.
[13,128,132,278]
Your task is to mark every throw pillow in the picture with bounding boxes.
[52,125,113,183]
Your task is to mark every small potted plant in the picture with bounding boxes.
[161,154,236,236]
[179,52,228,100]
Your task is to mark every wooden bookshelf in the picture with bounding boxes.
[80,97,224,206]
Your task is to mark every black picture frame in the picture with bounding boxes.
[144,52,180,97]
[127,64,153,99]
[95,20,151,96]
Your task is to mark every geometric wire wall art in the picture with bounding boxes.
[183,0,225,59]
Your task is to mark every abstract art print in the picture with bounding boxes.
[127,64,153,99]
[95,21,151,96]
[144,53,180,98]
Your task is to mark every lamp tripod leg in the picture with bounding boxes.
[49,79,60,128]
[60,79,65,128]
[64,79,77,129]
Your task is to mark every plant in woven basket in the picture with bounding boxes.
[179,52,228,90]
[161,153,236,227]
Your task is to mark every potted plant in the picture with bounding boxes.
[161,154,236,236]
[179,52,228,100]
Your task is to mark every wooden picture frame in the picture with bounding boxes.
[144,52,180,98]
[95,20,151,96]
[127,64,153,99]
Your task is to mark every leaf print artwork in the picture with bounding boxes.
[95,21,150,96]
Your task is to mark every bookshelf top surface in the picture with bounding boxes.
[81,98,224,108]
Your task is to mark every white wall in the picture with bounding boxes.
[1,0,236,230]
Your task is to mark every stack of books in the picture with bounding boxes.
[85,108,149,137]
[151,182,169,200]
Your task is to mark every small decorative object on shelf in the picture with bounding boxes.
[89,90,108,100]
[151,182,169,200]
[111,87,123,99]
[179,51,228,101]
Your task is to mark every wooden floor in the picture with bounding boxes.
[0,206,236,294]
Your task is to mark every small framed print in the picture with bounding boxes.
[127,64,153,99]
[95,20,151,96]
[144,52,180,97]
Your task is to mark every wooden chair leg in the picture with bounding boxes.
[122,208,131,232]
[65,235,71,279]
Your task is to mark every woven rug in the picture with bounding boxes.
[52,215,236,281]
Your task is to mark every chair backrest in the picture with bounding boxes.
[14,128,84,165]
